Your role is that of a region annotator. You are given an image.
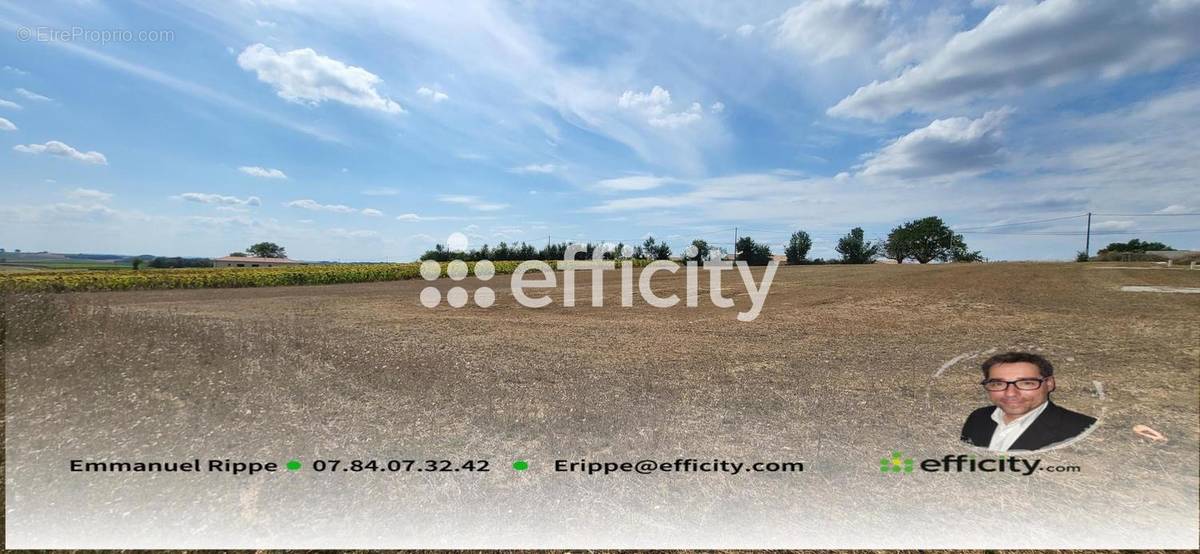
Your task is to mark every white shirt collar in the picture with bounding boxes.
[987,400,1050,452]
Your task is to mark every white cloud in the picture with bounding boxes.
[618,85,672,113]
[14,88,51,102]
[830,0,1200,119]
[2,65,28,75]
[773,0,889,63]
[237,43,404,114]
[13,140,108,165]
[509,163,561,174]
[395,213,475,222]
[0,98,20,110]
[858,108,1012,179]
[66,188,113,201]
[238,165,288,179]
[595,175,673,191]
[1093,220,1135,231]
[0,117,15,131]
[284,200,380,217]
[329,228,380,239]
[1034,87,1200,198]
[285,199,357,213]
[416,86,449,102]
[1157,204,1192,214]
[437,194,508,211]
[736,24,756,37]
[618,85,704,128]
[650,102,703,128]
[255,19,277,28]
[177,192,261,206]
[710,101,725,114]
[584,196,682,213]
[878,8,963,72]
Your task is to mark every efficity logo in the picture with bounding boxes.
[419,234,779,322]
[880,451,914,473]
[879,451,1043,476]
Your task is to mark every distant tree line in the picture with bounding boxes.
[132,256,214,269]
[421,236,676,262]
[1098,239,1173,254]
[1080,239,1177,262]
[418,217,985,266]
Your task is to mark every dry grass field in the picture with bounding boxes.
[4,261,1198,548]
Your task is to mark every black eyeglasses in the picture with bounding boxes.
[981,377,1047,391]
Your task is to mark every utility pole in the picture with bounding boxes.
[1084,212,1092,259]
[733,226,738,262]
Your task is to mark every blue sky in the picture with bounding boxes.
[2,0,1199,261]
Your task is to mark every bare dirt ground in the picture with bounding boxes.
[4,262,1199,548]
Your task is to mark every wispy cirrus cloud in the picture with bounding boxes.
[175,192,261,206]
[509,163,563,174]
[437,194,508,211]
[66,188,113,201]
[594,175,674,191]
[286,198,381,216]
[14,88,51,102]
[829,0,1200,119]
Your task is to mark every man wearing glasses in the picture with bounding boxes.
[960,351,1097,452]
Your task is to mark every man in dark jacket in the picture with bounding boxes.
[961,351,1096,452]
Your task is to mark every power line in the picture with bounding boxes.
[950,213,1089,232]
[1090,212,1200,217]
[962,228,1200,236]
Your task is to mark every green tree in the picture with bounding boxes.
[735,236,773,266]
[246,242,286,258]
[784,230,813,264]
[1099,239,1173,254]
[131,258,143,270]
[886,216,979,264]
[951,245,985,263]
[685,239,710,262]
[882,225,911,263]
[836,227,879,264]
[642,236,671,260]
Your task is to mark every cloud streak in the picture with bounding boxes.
[13,140,108,165]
